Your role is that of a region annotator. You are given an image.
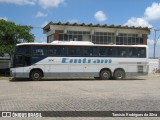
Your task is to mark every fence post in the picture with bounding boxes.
[159,59,160,71]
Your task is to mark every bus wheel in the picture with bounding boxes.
[113,69,125,80]
[100,70,111,80]
[30,70,42,81]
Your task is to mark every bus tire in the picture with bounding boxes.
[100,70,111,80]
[113,69,125,80]
[30,70,42,81]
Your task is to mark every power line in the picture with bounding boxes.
[32,26,43,29]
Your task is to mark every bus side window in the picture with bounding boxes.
[99,47,106,56]
[107,47,113,57]
[131,48,138,57]
[128,48,137,58]
[16,46,31,54]
[49,46,66,56]
[121,50,126,57]
[127,47,133,57]
[59,46,67,56]
[83,47,90,56]
[49,49,53,55]
[138,48,146,58]
[90,47,98,56]
[68,46,75,56]
[68,46,82,57]
[99,47,112,57]
[37,49,44,55]
[32,46,48,56]
[115,47,121,57]
[128,50,133,57]
[75,47,82,56]
[14,55,24,66]
[24,56,31,66]
[49,46,56,56]
[55,46,60,56]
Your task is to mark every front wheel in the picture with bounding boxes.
[113,69,125,80]
[30,70,42,81]
[100,70,111,80]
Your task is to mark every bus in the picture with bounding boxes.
[10,41,148,80]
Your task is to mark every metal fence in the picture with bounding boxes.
[149,59,160,73]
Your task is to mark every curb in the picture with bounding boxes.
[0,73,159,81]
[0,77,12,80]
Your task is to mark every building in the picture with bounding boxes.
[43,22,150,45]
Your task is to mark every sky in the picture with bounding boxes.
[0,0,160,57]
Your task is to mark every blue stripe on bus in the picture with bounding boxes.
[30,57,113,64]
[31,57,46,64]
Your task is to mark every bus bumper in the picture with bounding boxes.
[10,68,16,78]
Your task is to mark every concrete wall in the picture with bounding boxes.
[0,60,10,69]
[0,58,10,75]
[149,59,160,73]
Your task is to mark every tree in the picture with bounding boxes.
[0,19,34,57]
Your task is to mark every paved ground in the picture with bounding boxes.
[0,75,160,120]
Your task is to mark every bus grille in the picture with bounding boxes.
[137,66,143,73]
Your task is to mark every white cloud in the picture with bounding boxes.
[124,17,152,28]
[94,11,107,22]
[144,2,160,21]
[0,17,8,21]
[0,0,65,9]
[124,2,160,28]
[35,11,48,17]
[0,0,36,5]
[38,0,65,9]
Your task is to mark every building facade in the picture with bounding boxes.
[43,22,150,45]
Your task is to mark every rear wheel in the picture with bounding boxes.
[100,70,111,80]
[30,70,42,81]
[113,69,125,80]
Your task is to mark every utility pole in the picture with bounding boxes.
[153,29,160,59]
[154,29,156,59]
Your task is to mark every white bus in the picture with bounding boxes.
[10,41,148,80]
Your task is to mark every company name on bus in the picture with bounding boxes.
[62,58,112,64]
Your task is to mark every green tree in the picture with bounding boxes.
[0,19,34,57]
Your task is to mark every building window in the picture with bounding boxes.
[116,33,144,45]
[58,30,91,41]
[47,34,54,43]
[92,32,115,44]
[56,30,144,45]
[58,30,114,44]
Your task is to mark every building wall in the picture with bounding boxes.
[143,34,148,45]
[54,30,59,40]
[0,58,10,75]
[44,25,149,45]
[0,59,10,69]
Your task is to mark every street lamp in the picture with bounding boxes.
[153,29,160,59]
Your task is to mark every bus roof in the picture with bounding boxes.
[51,41,94,45]
[16,41,147,47]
